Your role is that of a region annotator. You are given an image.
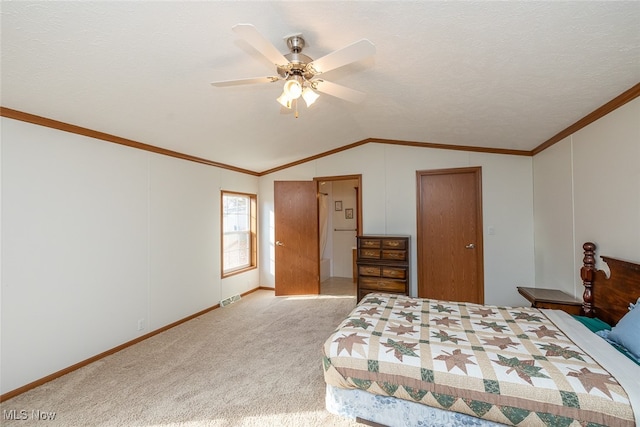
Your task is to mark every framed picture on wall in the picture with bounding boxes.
[345,208,353,219]
[335,201,343,211]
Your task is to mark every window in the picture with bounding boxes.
[221,191,257,277]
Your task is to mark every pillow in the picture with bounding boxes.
[597,329,640,365]
[572,315,610,333]
[572,314,638,364]
[605,299,640,362]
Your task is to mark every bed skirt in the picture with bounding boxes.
[325,384,504,427]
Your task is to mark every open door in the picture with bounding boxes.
[274,180,319,295]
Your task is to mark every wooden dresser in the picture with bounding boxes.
[356,235,410,301]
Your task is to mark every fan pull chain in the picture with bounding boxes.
[295,98,299,118]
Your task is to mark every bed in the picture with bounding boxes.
[322,242,640,426]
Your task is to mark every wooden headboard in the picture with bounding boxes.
[580,242,640,326]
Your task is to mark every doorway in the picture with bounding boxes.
[273,175,361,297]
[316,175,361,297]
[416,167,484,304]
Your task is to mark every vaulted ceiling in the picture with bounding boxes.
[2,1,639,173]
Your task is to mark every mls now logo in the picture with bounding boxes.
[3,409,57,420]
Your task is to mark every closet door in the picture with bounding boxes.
[416,167,484,304]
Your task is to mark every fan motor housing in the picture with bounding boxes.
[277,35,315,80]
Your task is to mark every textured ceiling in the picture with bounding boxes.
[2,1,639,173]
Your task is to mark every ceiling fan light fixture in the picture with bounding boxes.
[301,87,319,107]
[283,77,303,99]
[276,92,292,109]
[212,24,377,118]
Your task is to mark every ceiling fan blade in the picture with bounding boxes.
[211,76,279,87]
[232,24,289,67]
[308,39,375,74]
[313,80,366,104]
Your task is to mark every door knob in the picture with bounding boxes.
[465,243,475,249]
[275,241,284,246]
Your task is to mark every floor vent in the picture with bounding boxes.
[220,294,241,307]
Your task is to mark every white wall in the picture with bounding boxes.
[4,95,634,397]
[258,143,536,306]
[533,97,640,298]
[0,118,259,395]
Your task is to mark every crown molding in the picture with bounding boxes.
[3,83,637,176]
[0,107,259,176]
[532,82,640,155]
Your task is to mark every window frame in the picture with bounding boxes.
[221,190,257,278]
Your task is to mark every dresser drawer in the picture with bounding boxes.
[359,277,406,293]
[382,267,406,279]
[360,239,381,249]
[382,239,406,250]
[359,265,381,277]
[381,250,407,261]
[359,249,381,259]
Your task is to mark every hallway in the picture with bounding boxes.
[320,277,356,297]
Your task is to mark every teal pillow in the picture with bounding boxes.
[607,304,640,361]
[572,315,610,333]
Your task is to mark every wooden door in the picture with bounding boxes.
[274,180,319,296]
[416,167,484,303]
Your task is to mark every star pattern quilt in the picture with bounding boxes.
[323,293,635,426]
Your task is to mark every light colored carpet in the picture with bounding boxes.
[1,290,362,426]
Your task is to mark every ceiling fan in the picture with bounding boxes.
[211,24,376,117]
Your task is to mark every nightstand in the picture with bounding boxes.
[517,286,583,315]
